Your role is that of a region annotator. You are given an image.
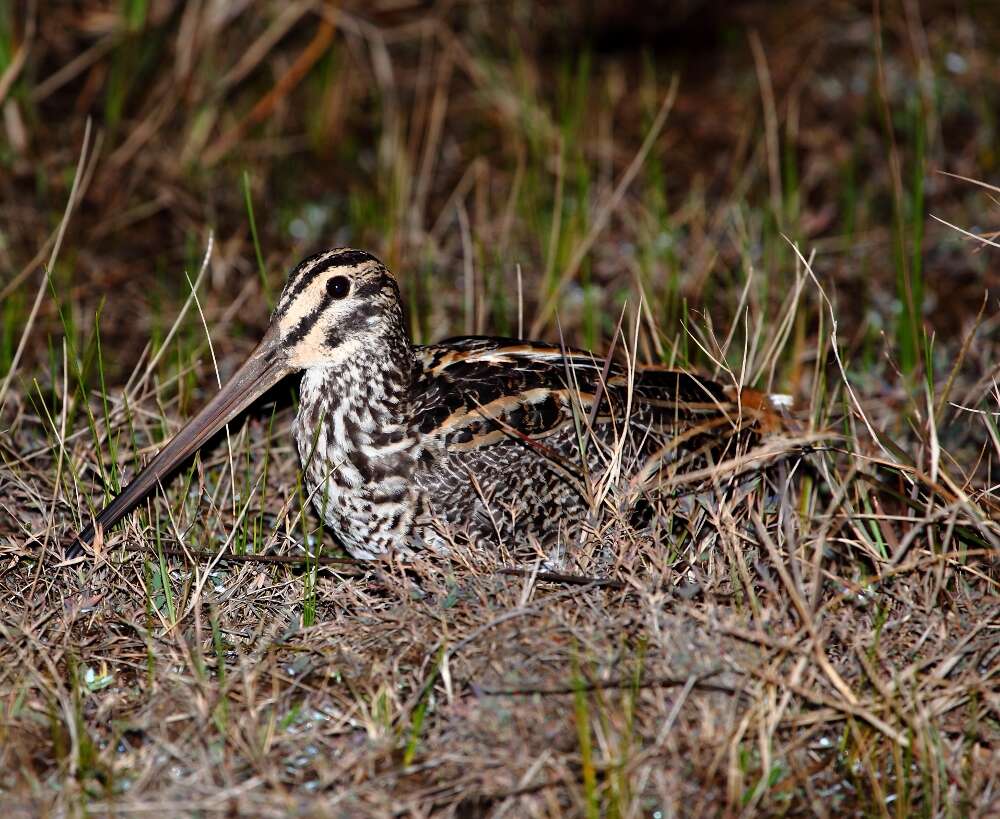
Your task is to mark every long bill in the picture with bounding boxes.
[68,325,291,558]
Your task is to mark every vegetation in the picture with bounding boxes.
[1,1,997,815]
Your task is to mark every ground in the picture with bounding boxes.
[1,2,998,816]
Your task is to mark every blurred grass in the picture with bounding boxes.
[0,1,998,816]
[0,2,990,381]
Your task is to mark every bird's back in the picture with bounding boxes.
[408,337,781,551]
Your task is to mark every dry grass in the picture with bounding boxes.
[2,2,999,816]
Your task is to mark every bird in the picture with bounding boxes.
[69,248,787,562]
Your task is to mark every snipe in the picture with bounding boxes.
[70,249,785,561]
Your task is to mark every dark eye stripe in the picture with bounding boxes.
[327,249,378,267]
[277,249,377,315]
[283,277,346,346]
[276,253,330,314]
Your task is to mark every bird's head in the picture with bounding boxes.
[271,248,405,370]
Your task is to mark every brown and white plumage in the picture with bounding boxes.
[71,248,785,561]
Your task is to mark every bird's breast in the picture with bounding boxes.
[293,366,423,558]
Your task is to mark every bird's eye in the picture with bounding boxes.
[327,275,350,299]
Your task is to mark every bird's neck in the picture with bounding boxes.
[299,329,415,434]
[294,328,422,558]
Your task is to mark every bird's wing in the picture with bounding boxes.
[410,337,764,452]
